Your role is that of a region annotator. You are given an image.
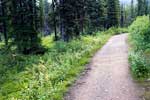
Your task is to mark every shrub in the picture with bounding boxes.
[129,51,149,78]
[103,27,129,35]
[129,16,150,78]
[129,16,150,50]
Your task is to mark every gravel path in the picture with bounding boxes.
[65,34,143,100]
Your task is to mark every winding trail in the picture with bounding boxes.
[65,34,143,100]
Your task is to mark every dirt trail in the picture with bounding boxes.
[65,34,143,100]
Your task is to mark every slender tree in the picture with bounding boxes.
[58,0,64,41]
[98,0,106,30]
[120,4,125,27]
[52,0,58,40]
[39,0,44,31]
[131,0,135,22]
[145,0,149,15]
[44,0,50,14]
[0,0,8,45]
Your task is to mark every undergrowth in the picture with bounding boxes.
[0,28,124,100]
[129,16,150,79]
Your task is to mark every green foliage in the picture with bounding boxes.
[11,0,42,54]
[129,16,150,50]
[0,32,112,100]
[103,27,129,35]
[0,0,44,54]
[86,0,106,33]
[129,16,150,78]
[137,0,149,16]
[129,51,149,78]
[107,0,120,28]
[58,0,85,41]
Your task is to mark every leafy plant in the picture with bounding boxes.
[129,16,150,78]
[129,51,149,78]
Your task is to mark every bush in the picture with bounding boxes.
[129,16,150,50]
[129,16,150,78]
[129,51,149,78]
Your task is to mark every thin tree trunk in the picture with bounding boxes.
[59,0,65,41]
[52,0,57,40]
[1,0,8,45]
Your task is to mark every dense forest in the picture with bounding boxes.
[0,0,150,100]
[1,0,149,53]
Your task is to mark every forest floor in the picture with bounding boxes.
[64,34,144,100]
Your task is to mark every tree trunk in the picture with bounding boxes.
[52,0,58,41]
[1,0,8,45]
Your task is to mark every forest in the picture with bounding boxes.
[0,0,150,100]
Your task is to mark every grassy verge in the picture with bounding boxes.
[0,28,124,100]
[128,16,150,79]
[128,16,150,100]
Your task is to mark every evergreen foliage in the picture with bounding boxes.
[86,0,105,34]
[59,0,85,41]
[137,0,149,16]
[0,0,125,44]
[11,0,42,54]
[107,0,120,28]
[120,4,125,27]
[1,0,149,53]
[130,0,135,22]
[0,0,8,45]
[39,0,45,30]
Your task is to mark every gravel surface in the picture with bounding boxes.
[65,34,143,100]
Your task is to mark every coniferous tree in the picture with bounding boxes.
[48,0,59,36]
[131,0,135,22]
[59,0,85,41]
[86,0,105,34]
[43,0,51,36]
[137,0,143,16]
[48,0,107,40]
[11,0,41,54]
[137,0,147,16]
[0,0,8,45]
[97,0,106,30]
[52,0,58,40]
[59,0,74,41]
[44,0,50,14]
[86,0,98,34]
[103,0,108,29]
[145,0,149,15]
[74,0,85,36]
[39,0,44,31]
[107,0,120,28]
[80,0,86,34]
[120,4,125,27]
[59,0,65,40]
